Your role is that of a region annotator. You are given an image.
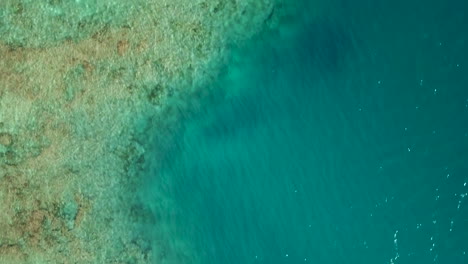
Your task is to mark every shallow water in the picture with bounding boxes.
[144,0,468,263]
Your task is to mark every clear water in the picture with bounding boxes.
[143,0,468,263]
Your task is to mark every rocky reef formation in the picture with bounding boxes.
[0,0,279,263]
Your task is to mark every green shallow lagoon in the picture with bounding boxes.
[142,0,468,263]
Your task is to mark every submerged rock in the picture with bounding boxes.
[0,132,13,146]
[60,195,79,230]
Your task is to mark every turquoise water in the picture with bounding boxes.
[143,0,468,263]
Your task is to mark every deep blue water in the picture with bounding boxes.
[143,0,468,263]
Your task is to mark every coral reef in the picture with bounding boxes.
[0,0,278,263]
